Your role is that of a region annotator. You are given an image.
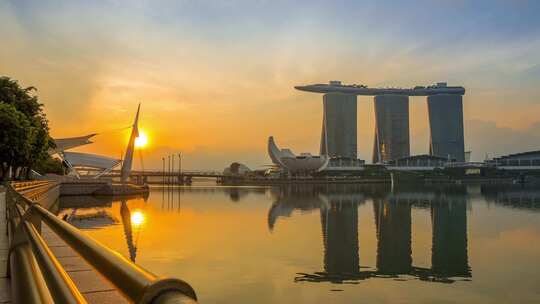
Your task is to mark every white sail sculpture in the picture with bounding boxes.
[120,104,140,183]
[268,136,329,173]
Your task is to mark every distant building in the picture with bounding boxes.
[384,154,448,170]
[223,162,251,176]
[295,81,466,163]
[321,93,357,159]
[427,94,465,162]
[485,150,540,168]
[373,95,410,163]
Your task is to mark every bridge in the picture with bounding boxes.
[0,181,198,303]
[103,170,225,185]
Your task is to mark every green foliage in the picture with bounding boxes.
[34,157,64,175]
[0,76,55,180]
[0,77,42,118]
[0,103,32,176]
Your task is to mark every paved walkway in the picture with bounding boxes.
[0,188,11,303]
[41,226,128,303]
[0,186,125,303]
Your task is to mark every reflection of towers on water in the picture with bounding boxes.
[120,201,137,262]
[373,199,412,274]
[320,201,359,275]
[431,196,470,277]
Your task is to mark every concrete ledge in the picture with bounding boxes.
[60,181,112,196]
[59,181,149,196]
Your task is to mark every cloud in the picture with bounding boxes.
[465,120,540,161]
[2,0,540,170]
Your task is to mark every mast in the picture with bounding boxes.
[121,103,140,183]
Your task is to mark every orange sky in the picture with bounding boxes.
[2,1,540,170]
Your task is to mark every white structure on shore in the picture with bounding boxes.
[268,136,329,173]
[49,134,121,179]
[120,104,140,183]
[50,104,141,180]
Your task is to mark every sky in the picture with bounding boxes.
[2,0,540,170]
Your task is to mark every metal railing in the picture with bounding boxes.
[5,181,197,303]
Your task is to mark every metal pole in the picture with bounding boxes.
[168,155,171,185]
[162,157,165,188]
[179,152,182,175]
[178,152,182,185]
[172,154,175,185]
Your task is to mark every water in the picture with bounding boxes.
[58,184,540,303]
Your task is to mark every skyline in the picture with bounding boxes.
[2,0,540,170]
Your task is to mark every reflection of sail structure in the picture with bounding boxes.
[120,201,137,262]
[121,104,141,183]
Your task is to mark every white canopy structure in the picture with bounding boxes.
[49,134,97,155]
[62,151,121,178]
[50,104,141,181]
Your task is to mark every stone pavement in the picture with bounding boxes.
[41,225,128,303]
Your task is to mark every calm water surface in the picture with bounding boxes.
[59,184,540,303]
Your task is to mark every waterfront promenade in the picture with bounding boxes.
[40,227,127,303]
[1,182,197,303]
[0,187,11,303]
[0,184,125,303]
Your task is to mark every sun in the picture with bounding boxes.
[135,130,148,148]
[131,210,145,227]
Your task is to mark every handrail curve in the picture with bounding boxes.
[5,181,197,304]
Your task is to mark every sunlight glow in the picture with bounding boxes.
[131,210,145,227]
[135,130,148,148]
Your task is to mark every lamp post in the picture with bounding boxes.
[168,155,171,186]
[178,152,182,174]
[162,157,165,187]
[171,154,175,185]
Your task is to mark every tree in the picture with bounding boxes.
[0,76,55,180]
[0,77,42,119]
[34,157,64,176]
[0,103,32,179]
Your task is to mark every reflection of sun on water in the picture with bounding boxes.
[135,130,148,148]
[131,210,145,227]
